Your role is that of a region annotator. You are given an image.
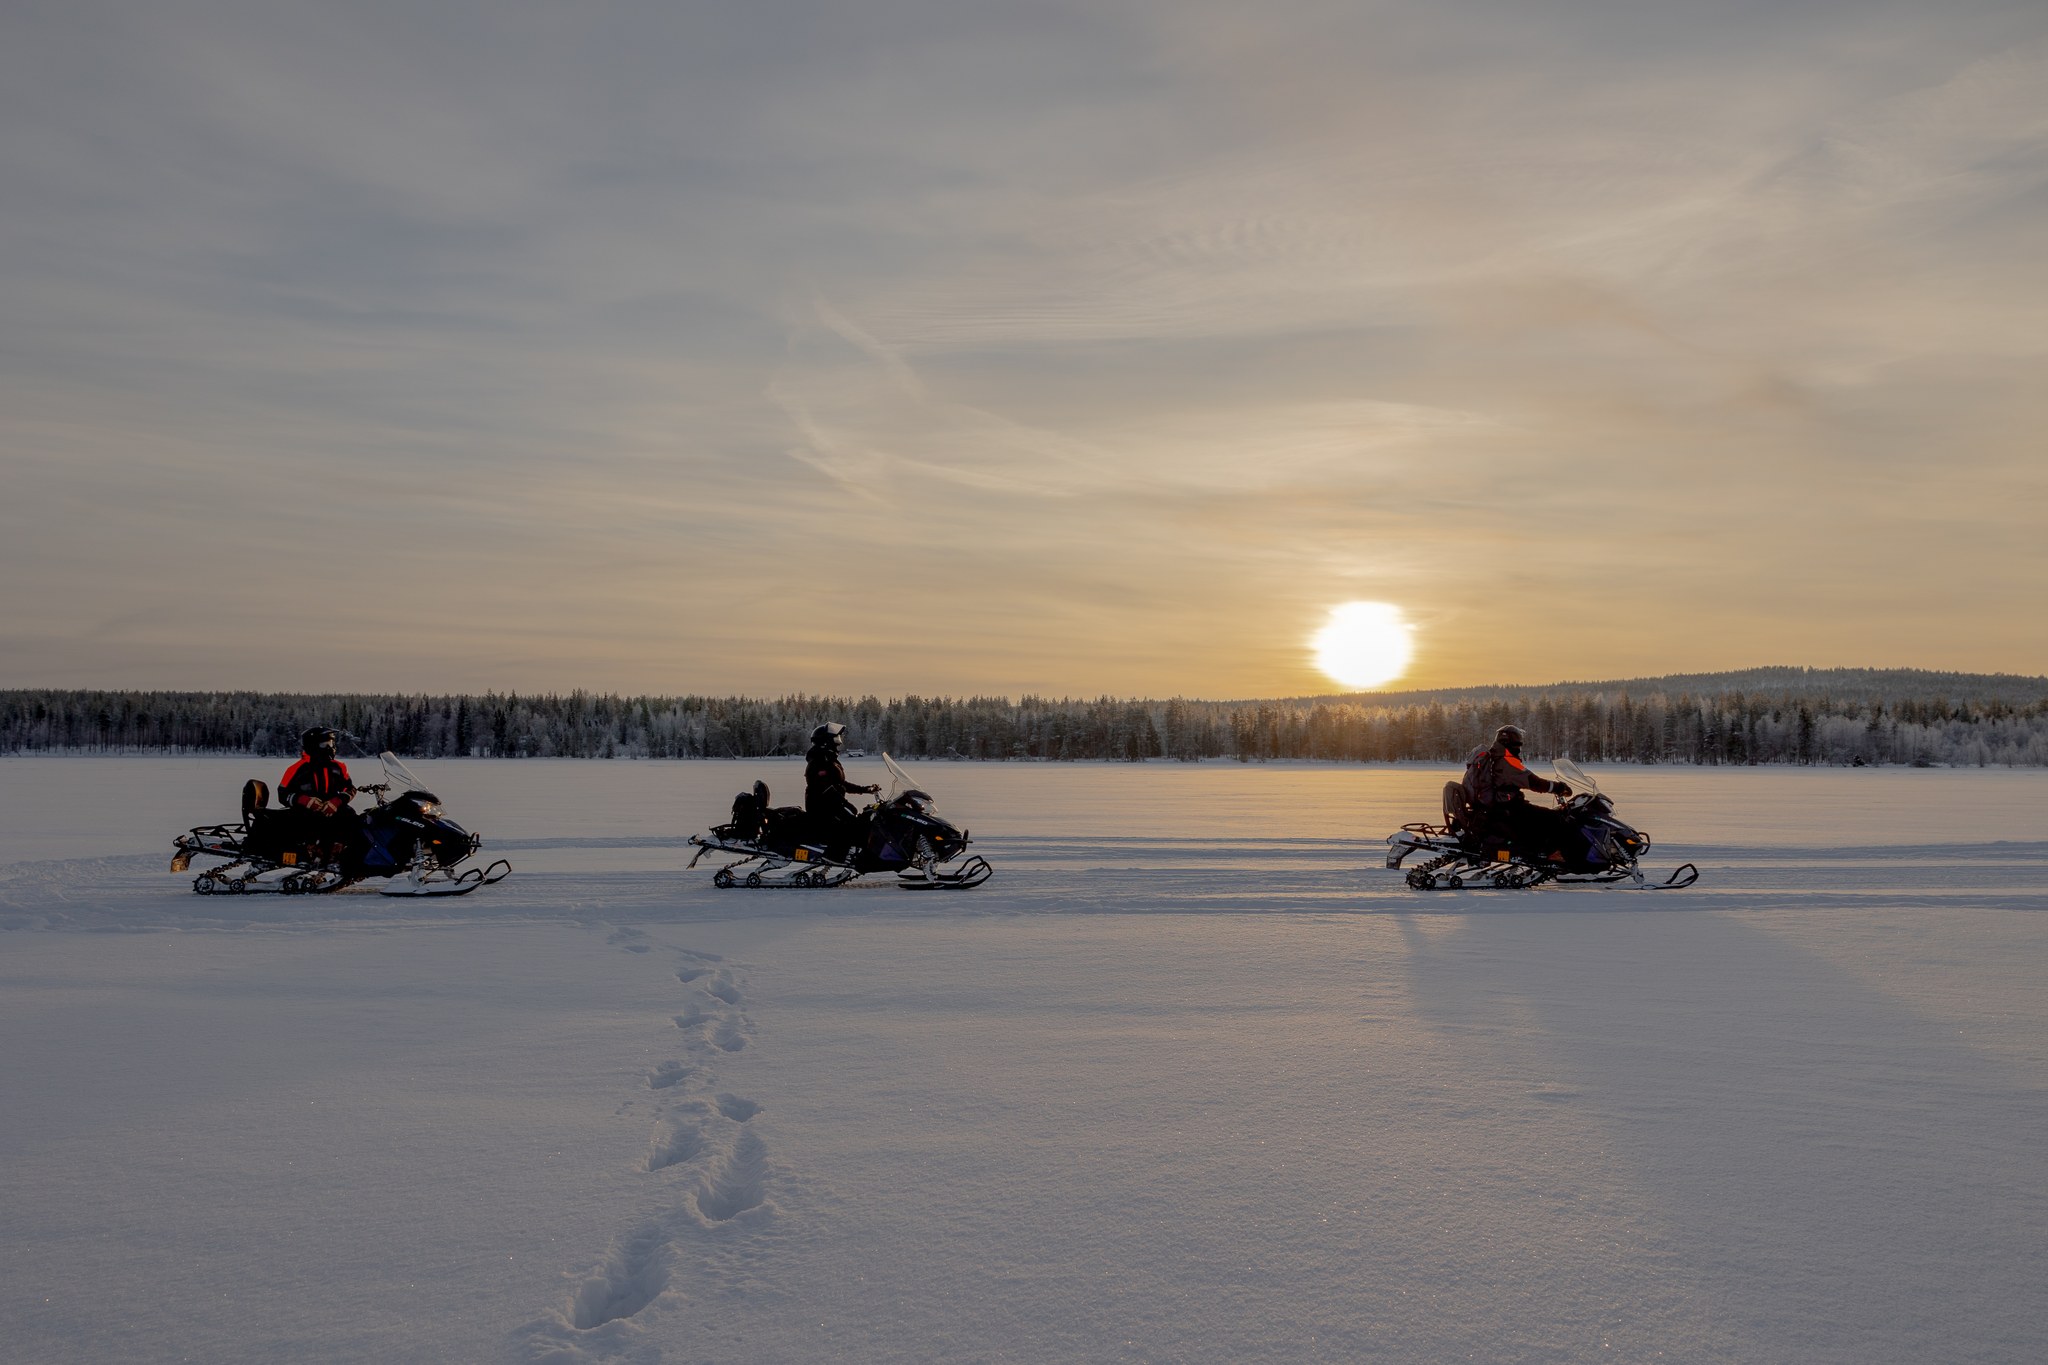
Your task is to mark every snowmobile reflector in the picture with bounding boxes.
[282,851,297,866]
[1495,849,1510,862]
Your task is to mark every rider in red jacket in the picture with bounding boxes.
[279,727,365,865]
[281,727,355,816]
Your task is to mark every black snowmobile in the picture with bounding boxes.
[1385,758,1697,890]
[688,754,992,890]
[170,751,511,896]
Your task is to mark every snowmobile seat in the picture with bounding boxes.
[1445,781,1515,855]
[763,805,811,852]
[232,778,295,862]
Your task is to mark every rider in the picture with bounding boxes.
[1463,724,1572,857]
[280,727,359,857]
[804,723,878,858]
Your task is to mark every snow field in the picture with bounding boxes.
[2,756,2046,1363]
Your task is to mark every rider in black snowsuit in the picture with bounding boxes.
[1463,724,1572,859]
[804,723,878,858]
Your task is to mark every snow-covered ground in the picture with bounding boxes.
[2,756,2045,1363]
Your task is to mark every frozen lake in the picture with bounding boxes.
[3,756,2046,1363]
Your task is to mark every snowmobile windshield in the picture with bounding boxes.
[379,752,432,794]
[1553,757,1598,797]
[881,754,937,813]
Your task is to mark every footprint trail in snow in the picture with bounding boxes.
[517,941,778,1360]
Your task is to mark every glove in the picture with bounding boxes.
[1553,782,1573,800]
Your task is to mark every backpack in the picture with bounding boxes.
[724,781,770,841]
[1462,745,1502,807]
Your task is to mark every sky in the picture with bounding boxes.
[3,0,2045,700]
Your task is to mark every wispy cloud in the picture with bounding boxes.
[2,1,2043,695]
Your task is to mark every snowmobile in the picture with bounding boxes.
[170,751,511,896]
[1385,758,1698,890]
[687,754,993,890]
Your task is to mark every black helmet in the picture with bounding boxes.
[301,726,339,758]
[810,722,846,749]
[1495,724,1526,754]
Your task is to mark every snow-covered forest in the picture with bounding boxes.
[8,670,2048,766]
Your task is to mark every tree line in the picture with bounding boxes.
[6,677,2048,766]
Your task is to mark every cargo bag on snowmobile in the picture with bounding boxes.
[719,782,771,841]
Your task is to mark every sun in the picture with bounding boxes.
[1312,601,1415,690]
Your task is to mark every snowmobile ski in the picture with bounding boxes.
[893,854,994,891]
[377,858,512,897]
